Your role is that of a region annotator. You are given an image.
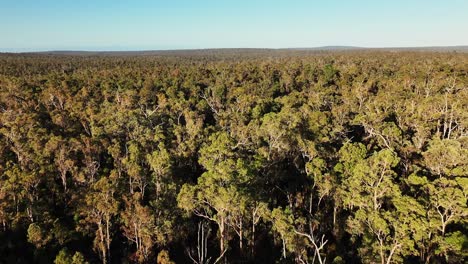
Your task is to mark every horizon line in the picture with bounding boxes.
[1,45,468,54]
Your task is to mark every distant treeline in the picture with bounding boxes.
[0,51,466,263]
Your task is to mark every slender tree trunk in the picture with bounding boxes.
[281,234,286,259]
[251,217,255,257]
[61,172,67,192]
[386,243,400,264]
[239,218,243,251]
[98,221,106,264]
[219,216,226,263]
[106,216,111,263]
[134,223,139,252]
[425,254,432,264]
[333,206,337,227]
[378,237,385,264]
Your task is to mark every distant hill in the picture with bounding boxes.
[288,46,364,51]
[374,46,468,52]
[288,45,468,52]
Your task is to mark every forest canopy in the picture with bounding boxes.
[0,51,467,263]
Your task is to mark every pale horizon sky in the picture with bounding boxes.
[1,0,467,52]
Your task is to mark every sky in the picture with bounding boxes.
[1,0,467,51]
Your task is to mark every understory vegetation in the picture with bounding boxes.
[0,51,467,263]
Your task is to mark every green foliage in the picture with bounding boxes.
[423,139,468,176]
[0,51,467,263]
[27,223,51,248]
[54,249,72,264]
[54,248,88,264]
[157,250,175,264]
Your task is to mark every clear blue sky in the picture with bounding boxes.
[1,0,467,51]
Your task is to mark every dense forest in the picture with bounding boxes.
[0,51,466,263]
